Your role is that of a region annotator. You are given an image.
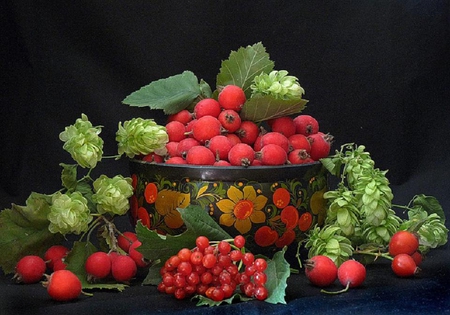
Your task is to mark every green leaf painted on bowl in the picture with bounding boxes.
[240,94,308,122]
[122,71,202,115]
[216,42,274,98]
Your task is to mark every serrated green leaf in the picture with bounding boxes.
[193,293,253,307]
[65,241,128,292]
[240,95,308,122]
[122,71,201,115]
[0,208,63,274]
[412,194,446,223]
[60,163,78,190]
[216,42,274,97]
[9,192,53,229]
[264,248,290,304]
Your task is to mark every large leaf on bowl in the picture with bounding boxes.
[216,42,274,98]
[240,94,308,122]
[122,71,203,114]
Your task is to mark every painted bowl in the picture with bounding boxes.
[129,160,328,258]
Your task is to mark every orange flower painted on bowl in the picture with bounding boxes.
[217,185,267,234]
[155,189,191,229]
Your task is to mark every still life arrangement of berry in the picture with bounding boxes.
[0,43,447,306]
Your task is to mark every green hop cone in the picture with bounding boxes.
[48,191,93,235]
[116,118,168,158]
[59,113,104,168]
[250,70,305,100]
[92,175,134,216]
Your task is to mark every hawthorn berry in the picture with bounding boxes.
[85,251,111,280]
[43,269,82,302]
[44,245,69,271]
[117,231,138,253]
[218,85,246,112]
[228,143,255,166]
[293,114,319,136]
[111,255,137,282]
[305,255,338,287]
[14,255,47,284]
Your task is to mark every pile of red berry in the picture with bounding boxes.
[157,235,269,301]
[142,85,332,166]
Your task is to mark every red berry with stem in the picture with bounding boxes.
[228,143,255,166]
[14,255,47,284]
[293,114,320,136]
[392,254,420,277]
[194,98,221,118]
[288,149,313,164]
[389,230,419,257]
[218,85,246,112]
[177,137,200,158]
[111,255,137,282]
[305,255,338,287]
[44,245,69,271]
[185,145,216,165]
[233,235,246,248]
[117,231,138,253]
[129,240,149,268]
[166,120,187,142]
[288,134,311,152]
[192,115,222,143]
[236,121,259,145]
[218,109,242,133]
[256,144,288,166]
[85,251,111,280]
[337,259,366,288]
[206,135,233,161]
[43,269,82,302]
[308,132,333,160]
[165,141,180,158]
[269,116,296,137]
[259,132,290,153]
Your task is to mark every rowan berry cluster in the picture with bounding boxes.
[157,235,269,301]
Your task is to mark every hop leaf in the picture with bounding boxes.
[116,118,168,158]
[59,114,104,168]
[47,191,93,235]
[92,175,134,216]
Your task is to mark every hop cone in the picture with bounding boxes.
[116,118,168,158]
[48,191,93,235]
[92,175,134,216]
[250,70,305,100]
[59,114,104,168]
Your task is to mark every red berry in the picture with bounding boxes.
[194,98,221,118]
[269,116,296,137]
[206,135,233,161]
[259,132,290,153]
[195,236,210,251]
[44,245,69,271]
[225,133,241,146]
[256,144,287,166]
[293,114,319,136]
[213,160,232,166]
[218,109,242,133]
[167,109,193,125]
[288,134,311,152]
[228,143,255,166]
[233,235,246,249]
[337,260,366,288]
[218,85,246,112]
[192,115,222,143]
[111,255,137,282]
[166,120,187,142]
[129,240,149,268]
[288,149,313,165]
[410,251,423,266]
[392,253,420,277]
[142,152,164,163]
[117,231,138,253]
[176,137,200,158]
[165,156,187,164]
[43,270,82,302]
[14,255,46,284]
[389,230,419,257]
[305,255,338,287]
[185,145,216,165]
[52,259,67,271]
[236,121,259,145]
[85,251,111,280]
[165,141,180,158]
[308,132,333,160]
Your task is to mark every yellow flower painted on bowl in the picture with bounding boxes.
[217,185,268,234]
[155,189,190,229]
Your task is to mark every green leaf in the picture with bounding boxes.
[264,248,290,304]
[138,205,232,285]
[65,241,128,291]
[0,208,63,274]
[193,293,253,307]
[216,42,274,97]
[60,163,78,190]
[9,192,53,229]
[240,95,308,122]
[412,194,446,223]
[122,71,201,115]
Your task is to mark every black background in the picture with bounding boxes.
[1,1,449,314]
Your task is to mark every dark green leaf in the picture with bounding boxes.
[0,208,63,274]
[193,293,253,307]
[122,71,201,115]
[216,42,274,97]
[412,194,446,222]
[264,248,290,304]
[240,95,308,122]
[60,163,78,190]
[65,241,128,291]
